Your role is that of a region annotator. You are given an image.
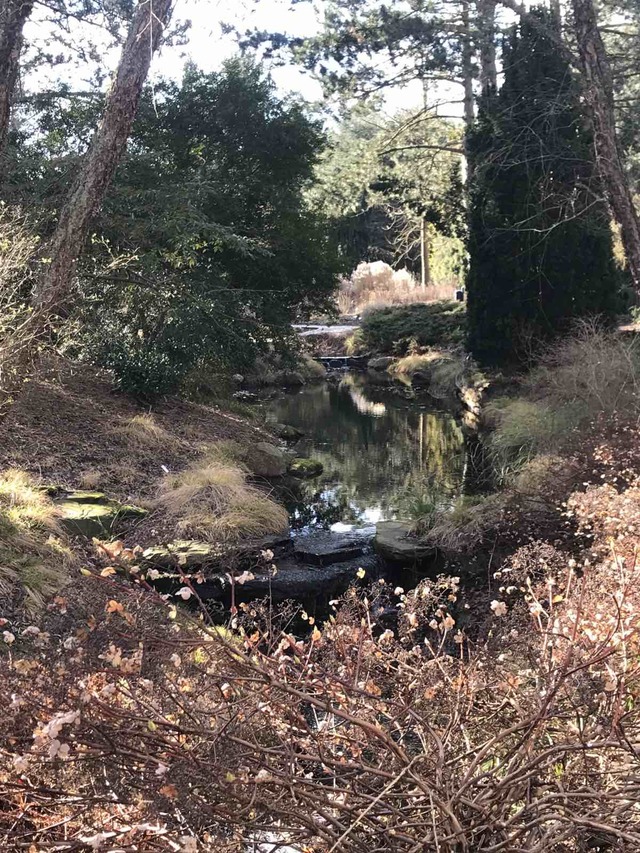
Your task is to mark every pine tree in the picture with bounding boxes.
[466,9,620,364]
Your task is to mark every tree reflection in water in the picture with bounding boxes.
[263,372,466,530]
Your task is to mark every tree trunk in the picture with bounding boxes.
[420,216,431,289]
[571,0,640,290]
[477,0,497,95]
[461,0,475,133]
[0,0,33,168]
[34,0,174,311]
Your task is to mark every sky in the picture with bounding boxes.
[167,0,325,99]
[24,0,324,99]
[22,0,465,125]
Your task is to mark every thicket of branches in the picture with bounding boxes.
[2,499,640,851]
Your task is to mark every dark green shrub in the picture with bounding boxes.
[466,9,620,365]
[360,301,466,354]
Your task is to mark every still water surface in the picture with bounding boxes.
[261,372,466,530]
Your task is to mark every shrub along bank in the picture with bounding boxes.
[357,300,466,354]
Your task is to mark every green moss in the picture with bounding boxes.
[288,458,324,479]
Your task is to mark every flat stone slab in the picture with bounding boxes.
[56,492,147,538]
[374,521,437,565]
[293,530,372,566]
[143,540,225,569]
[143,532,293,571]
[368,356,396,371]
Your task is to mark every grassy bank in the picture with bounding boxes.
[415,324,640,554]
[0,360,291,607]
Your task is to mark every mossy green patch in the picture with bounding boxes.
[288,458,324,479]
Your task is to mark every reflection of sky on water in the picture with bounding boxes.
[262,373,466,530]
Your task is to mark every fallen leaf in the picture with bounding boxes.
[160,784,178,799]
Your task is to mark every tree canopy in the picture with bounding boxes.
[10,60,342,393]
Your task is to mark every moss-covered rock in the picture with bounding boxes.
[288,458,324,478]
[272,422,305,441]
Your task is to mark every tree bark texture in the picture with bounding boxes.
[461,0,475,132]
[35,0,174,310]
[571,0,640,290]
[477,0,497,95]
[0,0,33,167]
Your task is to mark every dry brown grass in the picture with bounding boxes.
[154,446,289,544]
[513,453,581,502]
[529,320,640,417]
[0,469,75,614]
[114,412,178,450]
[0,361,273,504]
[487,324,640,483]
[77,469,103,490]
[418,493,507,551]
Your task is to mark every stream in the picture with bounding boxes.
[261,371,467,533]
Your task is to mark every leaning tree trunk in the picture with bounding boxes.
[571,0,640,290]
[0,0,33,169]
[34,0,174,311]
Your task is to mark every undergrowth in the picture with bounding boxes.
[2,501,640,850]
[337,261,457,315]
[487,323,640,481]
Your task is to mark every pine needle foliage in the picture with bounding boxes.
[466,10,620,364]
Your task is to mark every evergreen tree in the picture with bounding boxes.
[466,9,620,364]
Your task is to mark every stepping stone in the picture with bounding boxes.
[293,530,371,566]
[374,521,437,566]
[288,458,324,478]
[56,492,146,538]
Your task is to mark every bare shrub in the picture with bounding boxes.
[486,324,640,485]
[3,549,640,851]
[529,320,640,419]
